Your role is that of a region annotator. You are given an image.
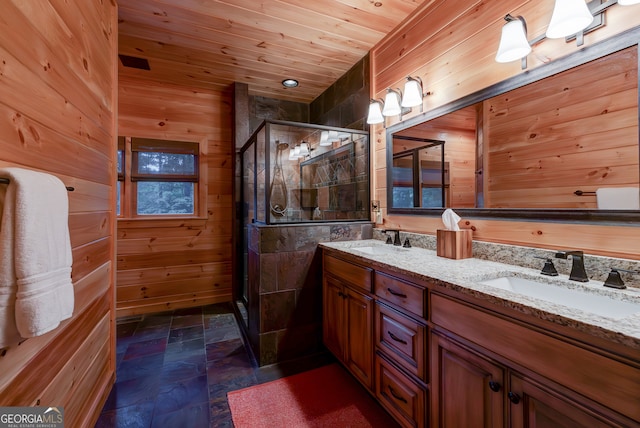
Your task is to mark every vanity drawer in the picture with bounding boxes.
[375,272,426,319]
[324,253,372,293]
[375,353,427,428]
[376,302,427,382]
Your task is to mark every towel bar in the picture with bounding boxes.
[0,177,74,191]
[574,190,596,196]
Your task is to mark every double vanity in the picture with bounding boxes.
[320,238,640,427]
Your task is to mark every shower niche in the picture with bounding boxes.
[238,120,371,365]
[241,120,370,225]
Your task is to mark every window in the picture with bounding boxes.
[118,137,201,217]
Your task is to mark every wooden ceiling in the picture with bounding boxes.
[117,0,426,103]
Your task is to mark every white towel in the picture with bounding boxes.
[0,168,74,347]
[596,187,640,210]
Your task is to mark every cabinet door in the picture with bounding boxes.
[509,374,628,428]
[323,276,346,360]
[431,332,505,428]
[346,286,374,389]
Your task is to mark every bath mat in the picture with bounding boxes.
[227,363,397,427]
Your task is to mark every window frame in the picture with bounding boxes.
[118,136,205,219]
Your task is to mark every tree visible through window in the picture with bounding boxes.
[122,138,200,216]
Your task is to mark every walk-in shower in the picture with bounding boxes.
[240,120,370,225]
[236,121,371,362]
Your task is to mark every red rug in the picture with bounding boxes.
[227,363,398,427]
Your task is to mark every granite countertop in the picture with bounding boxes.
[320,239,640,351]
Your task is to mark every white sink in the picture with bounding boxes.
[479,276,640,319]
[351,245,409,255]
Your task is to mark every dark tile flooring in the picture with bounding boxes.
[95,302,334,428]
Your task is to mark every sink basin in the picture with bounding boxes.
[351,245,409,255]
[479,276,640,319]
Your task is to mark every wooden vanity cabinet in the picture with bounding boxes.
[322,253,374,390]
[323,248,640,428]
[431,331,505,428]
[430,293,640,427]
[374,272,429,428]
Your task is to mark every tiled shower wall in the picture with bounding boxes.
[247,222,373,365]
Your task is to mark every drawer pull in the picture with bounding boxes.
[387,288,407,298]
[388,331,408,345]
[508,391,521,404]
[388,385,408,404]
[488,381,501,392]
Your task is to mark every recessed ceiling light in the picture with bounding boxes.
[282,79,299,88]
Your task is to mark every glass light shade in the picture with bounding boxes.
[298,142,309,157]
[288,148,297,160]
[495,18,532,63]
[382,90,402,116]
[546,0,593,39]
[618,0,640,5]
[366,101,384,124]
[319,131,331,146]
[293,145,301,157]
[401,78,423,108]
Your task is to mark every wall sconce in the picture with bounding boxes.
[382,88,403,117]
[546,0,594,38]
[366,99,384,125]
[401,76,424,109]
[367,81,431,126]
[319,131,331,146]
[297,141,310,157]
[496,0,632,69]
[289,145,299,160]
[495,15,532,64]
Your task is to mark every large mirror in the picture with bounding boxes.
[387,28,640,222]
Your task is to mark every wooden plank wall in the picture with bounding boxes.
[0,1,117,426]
[117,76,233,317]
[371,0,640,259]
[485,47,638,208]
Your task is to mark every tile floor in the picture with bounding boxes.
[95,302,334,428]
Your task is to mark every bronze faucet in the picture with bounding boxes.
[555,251,589,282]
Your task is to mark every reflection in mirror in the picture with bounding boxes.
[387,39,639,220]
[392,139,447,208]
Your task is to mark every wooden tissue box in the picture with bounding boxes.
[436,229,473,259]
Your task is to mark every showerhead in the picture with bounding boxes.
[275,140,289,150]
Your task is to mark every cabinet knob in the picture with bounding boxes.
[488,381,501,392]
[508,391,521,404]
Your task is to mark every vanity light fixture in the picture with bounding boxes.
[496,0,629,69]
[401,76,424,109]
[297,141,310,157]
[366,99,385,124]
[546,0,594,38]
[495,15,532,64]
[319,131,331,146]
[382,88,403,117]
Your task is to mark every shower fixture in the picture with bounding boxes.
[269,141,289,216]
